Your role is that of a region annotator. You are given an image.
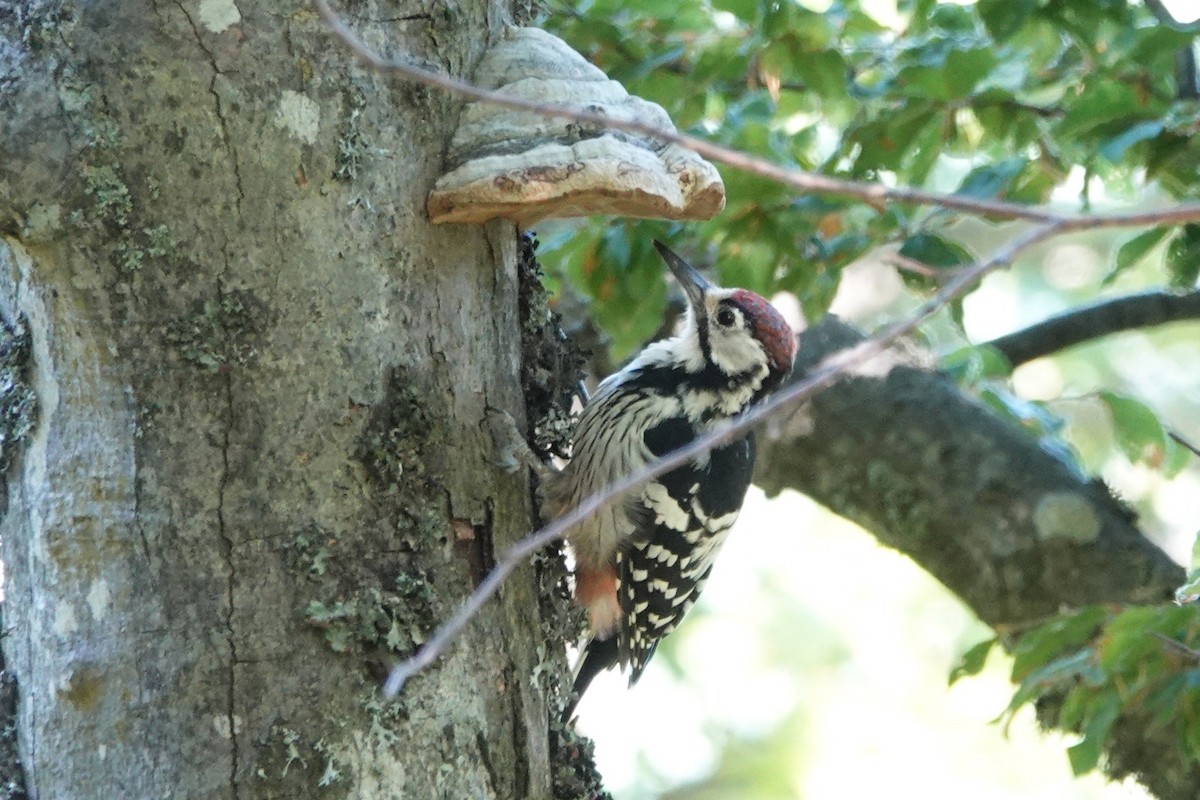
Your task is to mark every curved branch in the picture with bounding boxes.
[753,317,1192,799]
[1144,0,1200,32]
[984,289,1200,366]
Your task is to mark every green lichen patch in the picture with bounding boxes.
[356,365,448,491]
[112,224,177,273]
[0,313,37,478]
[253,722,349,799]
[549,716,612,800]
[165,289,268,371]
[83,165,133,228]
[62,85,178,276]
[286,526,334,578]
[517,232,585,462]
[6,0,74,53]
[333,85,368,182]
[0,638,29,800]
[516,232,588,687]
[289,528,440,660]
[57,664,103,712]
[289,368,451,664]
[303,570,435,657]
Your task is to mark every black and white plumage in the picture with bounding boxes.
[549,241,796,715]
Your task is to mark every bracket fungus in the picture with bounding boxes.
[427,27,725,226]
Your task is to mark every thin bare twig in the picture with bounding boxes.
[1150,631,1200,662]
[880,251,946,280]
[1169,431,1200,459]
[314,0,1200,229]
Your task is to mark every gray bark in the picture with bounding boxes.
[754,317,1194,799]
[756,318,1183,624]
[0,1,565,798]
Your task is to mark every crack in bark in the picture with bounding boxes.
[214,281,240,800]
[132,413,150,562]
[474,731,499,796]
[506,662,530,800]
[373,14,435,23]
[159,11,250,783]
[175,2,246,215]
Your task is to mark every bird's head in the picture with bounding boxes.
[654,240,796,395]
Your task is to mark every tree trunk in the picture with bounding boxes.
[0,1,564,797]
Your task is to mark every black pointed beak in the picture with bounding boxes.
[653,240,711,318]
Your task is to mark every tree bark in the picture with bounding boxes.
[756,318,1183,624]
[754,317,1194,799]
[0,1,565,797]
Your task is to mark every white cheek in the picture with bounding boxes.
[710,330,764,372]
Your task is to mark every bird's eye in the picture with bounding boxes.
[715,307,737,327]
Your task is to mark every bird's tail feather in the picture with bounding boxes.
[561,636,619,723]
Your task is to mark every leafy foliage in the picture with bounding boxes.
[543,0,1200,790]
[545,0,1200,356]
[998,605,1200,777]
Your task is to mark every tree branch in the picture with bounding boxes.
[985,289,1200,367]
[1144,0,1200,32]
[753,317,1192,799]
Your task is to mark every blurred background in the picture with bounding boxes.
[540,0,1200,793]
[542,196,1200,793]
[569,227,1199,798]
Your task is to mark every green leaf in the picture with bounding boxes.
[978,0,1038,41]
[1171,532,1200,599]
[1007,159,1062,204]
[906,114,945,185]
[1167,224,1200,288]
[944,46,999,98]
[978,386,1067,439]
[949,637,997,685]
[942,344,1014,383]
[1142,673,1189,725]
[954,157,1029,200]
[1108,227,1171,284]
[1099,120,1164,163]
[1059,82,1142,140]
[1066,688,1121,775]
[1175,569,1200,605]
[1184,716,1200,764]
[1011,606,1107,681]
[1059,684,1092,731]
[898,232,972,269]
[1096,605,1195,674]
[1099,391,1167,465]
[849,104,939,173]
[1000,649,1100,732]
[790,49,850,102]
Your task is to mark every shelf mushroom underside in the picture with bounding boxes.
[426,31,725,226]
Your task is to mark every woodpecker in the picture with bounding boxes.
[548,240,796,716]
